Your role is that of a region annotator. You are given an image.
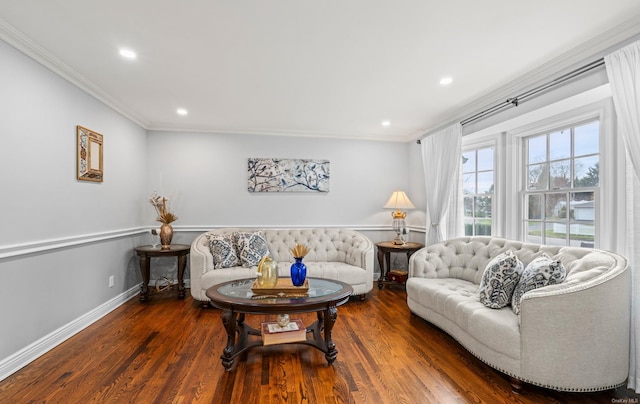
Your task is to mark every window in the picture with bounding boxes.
[523,120,599,246]
[463,147,494,236]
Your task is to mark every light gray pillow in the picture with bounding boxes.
[478,250,524,309]
[511,253,566,315]
[205,233,240,269]
[234,231,270,268]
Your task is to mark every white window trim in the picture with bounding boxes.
[505,99,620,249]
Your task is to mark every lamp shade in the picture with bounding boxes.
[383,190,416,210]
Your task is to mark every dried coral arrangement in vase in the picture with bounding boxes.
[149,192,178,249]
[289,244,310,286]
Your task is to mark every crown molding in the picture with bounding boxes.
[0,17,149,129]
[411,16,640,140]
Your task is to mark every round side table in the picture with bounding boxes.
[134,244,190,302]
[375,241,424,288]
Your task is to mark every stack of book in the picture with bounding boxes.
[261,319,307,346]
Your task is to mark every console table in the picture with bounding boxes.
[134,244,190,302]
[376,241,424,288]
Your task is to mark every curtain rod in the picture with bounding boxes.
[415,58,606,144]
[458,58,605,126]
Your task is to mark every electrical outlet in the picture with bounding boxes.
[109,275,115,288]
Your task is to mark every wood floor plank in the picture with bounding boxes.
[0,286,638,403]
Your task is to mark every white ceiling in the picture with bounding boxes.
[1,1,640,142]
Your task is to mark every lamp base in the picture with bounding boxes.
[391,218,408,245]
[393,233,407,245]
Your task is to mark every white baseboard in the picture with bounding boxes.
[0,285,139,382]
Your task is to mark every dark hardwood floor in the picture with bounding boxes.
[0,285,638,403]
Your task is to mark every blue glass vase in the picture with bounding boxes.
[290,257,307,286]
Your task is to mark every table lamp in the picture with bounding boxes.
[384,190,415,245]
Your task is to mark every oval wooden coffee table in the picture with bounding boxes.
[206,277,353,371]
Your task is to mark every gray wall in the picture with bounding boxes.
[0,39,148,369]
[145,130,414,229]
[0,37,422,378]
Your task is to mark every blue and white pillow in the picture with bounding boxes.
[234,231,270,268]
[205,233,240,269]
[511,253,566,315]
[478,250,524,309]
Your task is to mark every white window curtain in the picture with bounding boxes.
[605,40,640,393]
[421,123,463,245]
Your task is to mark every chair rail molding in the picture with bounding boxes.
[0,228,148,260]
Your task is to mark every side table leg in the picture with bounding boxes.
[138,255,150,302]
[323,305,338,364]
[177,254,186,299]
[221,308,237,371]
[377,248,385,289]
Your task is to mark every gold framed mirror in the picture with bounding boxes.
[76,125,103,182]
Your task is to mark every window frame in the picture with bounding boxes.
[461,134,503,237]
[506,100,618,249]
[521,119,600,246]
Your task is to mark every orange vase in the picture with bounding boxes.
[159,223,173,250]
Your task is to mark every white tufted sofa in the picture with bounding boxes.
[407,236,630,392]
[190,228,374,302]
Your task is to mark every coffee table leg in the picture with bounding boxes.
[323,305,338,364]
[220,308,237,371]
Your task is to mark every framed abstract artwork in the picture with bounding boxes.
[248,158,330,192]
[76,125,103,182]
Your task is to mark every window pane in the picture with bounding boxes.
[477,147,494,171]
[570,223,595,247]
[574,121,599,156]
[549,160,571,189]
[463,173,475,194]
[546,193,567,221]
[525,221,542,243]
[475,219,492,235]
[477,171,493,194]
[464,218,474,236]
[549,129,571,160]
[528,135,547,164]
[528,163,548,190]
[574,156,599,187]
[474,196,492,218]
[527,194,542,220]
[546,222,567,246]
[462,151,475,173]
[570,192,595,221]
[464,197,474,217]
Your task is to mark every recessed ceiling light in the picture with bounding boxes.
[119,48,137,60]
[381,120,391,127]
[440,77,453,86]
[176,108,188,116]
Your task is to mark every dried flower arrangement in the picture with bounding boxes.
[290,243,310,259]
[149,192,178,224]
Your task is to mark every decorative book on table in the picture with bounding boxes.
[261,319,306,346]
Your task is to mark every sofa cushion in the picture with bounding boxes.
[205,233,240,269]
[234,231,270,267]
[478,250,524,308]
[511,253,566,315]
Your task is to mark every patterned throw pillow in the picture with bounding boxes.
[478,250,524,309]
[234,231,270,268]
[205,233,240,269]
[511,253,566,315]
